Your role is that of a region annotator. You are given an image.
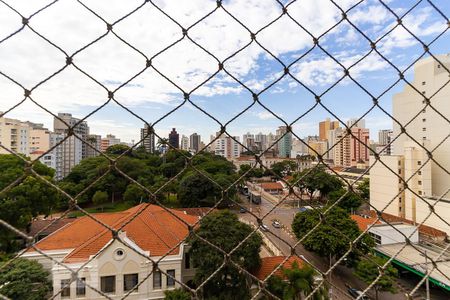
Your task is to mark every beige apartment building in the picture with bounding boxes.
[370,54,450,235]
[0,115,30,155]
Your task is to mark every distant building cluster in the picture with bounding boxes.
[0,113,131,180]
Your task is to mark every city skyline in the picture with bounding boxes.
[1,0,449,143]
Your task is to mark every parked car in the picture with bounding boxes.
[260,224,269,232]
[272,220,281,228]
[239,207,247,213]
[347,287,370,300]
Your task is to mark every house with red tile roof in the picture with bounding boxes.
[253,256,305,281]
[22,204,198,300]
[260,182,284,195]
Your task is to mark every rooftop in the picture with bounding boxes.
[253,256,305,281]
[30,204,198,263]
[260,182,284,190]
[351,215,381,231]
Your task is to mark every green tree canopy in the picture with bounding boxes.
[105,144,131,155]
[92,190,108,207]
[267,261,328,300]
[189,210,262,299]
[0,258,51,300]
[0,155,58,252]
[164,288,191,300]
[357,178,370,200]
[292,166,343,200]
[271,160,298,177]
[328,188,362,212]
[291,206,374,266]
[354,255,398,300]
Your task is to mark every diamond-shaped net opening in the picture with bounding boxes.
[0,0,449,299]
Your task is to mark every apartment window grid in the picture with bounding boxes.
[0,1,448,300]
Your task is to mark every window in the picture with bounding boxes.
[184,252,191,269]
[421,91,426,95]
[76,278,86,297]
[418,161,422,166]
[100,276,115,294]
[422,109,426,113]
[369,232,382,245]
[422,128,426,131]
[418,180,422,185]
[437,64,441,68]
[422,118,426,122]
[398,169,401,174]
[61,279,71,298]
[167,270,176,287]
[418,171,422,175]
[124,274,138,292]
[422,81,426,85]
[153,271,161,289]
[418,191,422,195]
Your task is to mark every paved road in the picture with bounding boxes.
[237,193,448,300]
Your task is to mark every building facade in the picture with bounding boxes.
[370,54,450,235]
[276,126,292,158]
[101,134,121,152]
[140,124,155,153]
[168,128,179,149]
[23,205,198,300]
[0,115,30,155]
[189,133,201,153]
[54,113,90,178]
[319,118,339,141]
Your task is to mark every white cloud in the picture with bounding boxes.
[256,111,281,120]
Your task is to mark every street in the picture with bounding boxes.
[237,193,449,300]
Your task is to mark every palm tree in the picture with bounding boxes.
[268,261,328,300]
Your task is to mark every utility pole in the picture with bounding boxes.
[425,250,430,300]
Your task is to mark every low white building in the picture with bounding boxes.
[23,204,198,300]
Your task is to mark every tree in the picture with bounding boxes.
[92,190,108,210]
[357,178,370,200]
[0,155,58,253]
[0,258,51,300]
[105,144,131,155]
[178,173,218,207]
[328,188,362,212]
[267,262,328,300]
[164,288,191,300]
[271,160,298,177]
[292,167,343,200]
[123,184,147,204]
[291,206,374,266]
[354,256,398,300]
[189,210,262,299]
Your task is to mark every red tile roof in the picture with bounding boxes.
[351,215,381,231]
[28,218,75,238]
[261,182,284,190]
[253,256,304,280]
[31,204,198,263]
[367,210,447,238]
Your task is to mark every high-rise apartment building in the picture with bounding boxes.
[0,115,30,155]
[255,132,267,151]
[100,134,120,152]
[213,133,241,159]
[377,129,393,155]
[168,128,179,149]
[331,123,369,167]
[54,113,90,178]
[27,122,51,154]
[276,126,292,158]
[319,118,339,141]
[86,134,102,158]
[180,135,189,151]
[242,132,255,151]
[370,54,450,234]
[347,118,365,129]
[189,133,201,153]
[140,124,155,153]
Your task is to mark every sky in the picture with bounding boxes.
[0,0,449,144]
